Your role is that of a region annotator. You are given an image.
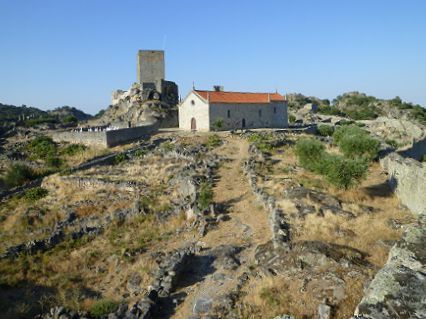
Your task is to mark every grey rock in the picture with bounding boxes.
[193,298,213,314]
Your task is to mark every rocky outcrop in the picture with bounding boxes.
[380,153,425,216]
[91,82,178,129]
[354,217,426,319]
[353,151,426,318]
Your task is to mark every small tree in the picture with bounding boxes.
[2,163,37,188]
[317,124,334,137]
[322,155,368,189]
[212,118,224,131]
[294,138,325,171]
[333,125,380,161]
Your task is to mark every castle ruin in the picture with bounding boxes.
[52,49,179,147]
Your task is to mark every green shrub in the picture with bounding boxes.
[27,136,57,159]
[422,155,426,162]
[317,124,334,137]
[294,138,325,171]
[198,181,213,211]
[134,149,147,157]
[160,141,175,152]
[289,114,296,123]
[321,155,368,189]
[317,105,346,117]
[345,106,378,120]
[386,139,399,149]
[24,187,48,202]
[89,299,119,318]
[333,125,380,160]
[113,153,127,165]
[46,156,63,168]
[206,134,222,148]
[295,138,369,189]
[62,115,78,124]
[212,118,224,131]
[2,163,38,188]
[247,133,274,153]
[61,144,87,156]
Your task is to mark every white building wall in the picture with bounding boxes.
[178,92,210,131]
[209,101,288,130]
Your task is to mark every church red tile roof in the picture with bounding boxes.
[194,90,286,104]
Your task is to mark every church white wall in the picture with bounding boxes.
[209,101,288,130]
[178,92,210,131]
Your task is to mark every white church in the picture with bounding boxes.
[178,86,288,131]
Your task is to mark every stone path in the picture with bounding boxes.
[168,136,271,319]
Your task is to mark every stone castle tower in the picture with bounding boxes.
[137,50,165,93]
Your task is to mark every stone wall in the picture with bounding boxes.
[380,152,426,216]
[52,130,107,146]
[51,123,158,147]
[105,123,158,147]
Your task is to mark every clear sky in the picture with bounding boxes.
[1,0,425,114]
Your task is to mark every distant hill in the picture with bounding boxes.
[0,103,48,123]
[0,103,92,127]
[48,106,92,121]
[287,92,426,126]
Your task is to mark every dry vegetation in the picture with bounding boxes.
[234,133,414,319]
[0,143,198,318]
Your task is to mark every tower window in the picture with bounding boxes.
[191,100,195,105]
[259,109,262,117]
[227,110,231,118]
[274,107,277,114]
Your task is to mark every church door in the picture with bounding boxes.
[191,117,197,131]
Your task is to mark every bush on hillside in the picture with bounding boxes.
[206,134,222,148]
[61,143,87,156]
[113,153,127,165]
[197,181,213,211]
[62,115,78,124]
[321,154,368,189]
[294,138,325,171]
[294,138,369,189]
[2,163,38,188]
[27,136,57,159]
[24,187,48,202]
[89,299,119,318]
[317,105,346,117]
[333,125,380,160]
[317,124,335,137]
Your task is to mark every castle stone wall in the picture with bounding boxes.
[52,123,158,148]
[105,123,158,147]
[52,130,107,146]
[137,50,165,92]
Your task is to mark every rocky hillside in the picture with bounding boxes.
[89,83,178,128]
[1,128,421,319]
[47,106,93,122]
[0,103,91,128]
[288,92,426,126]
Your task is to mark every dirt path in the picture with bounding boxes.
[169,136,271,318]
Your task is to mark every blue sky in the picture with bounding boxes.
[1,0,425,114]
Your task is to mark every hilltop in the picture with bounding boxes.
[0,91,424,319]
[0,103,92,129]
[288,91,426,125]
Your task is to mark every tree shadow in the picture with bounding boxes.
[0,279,100,319]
